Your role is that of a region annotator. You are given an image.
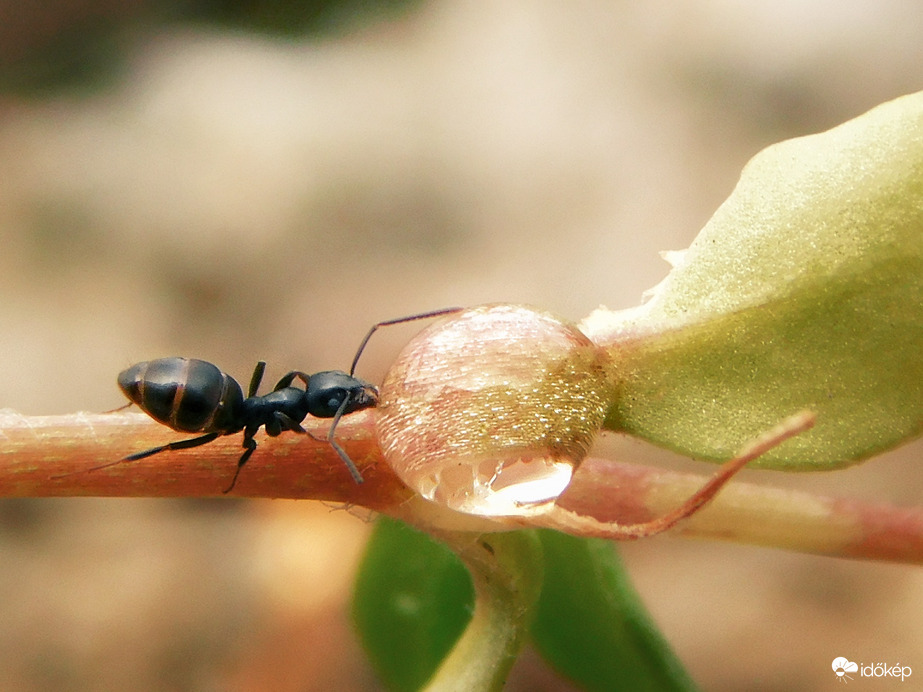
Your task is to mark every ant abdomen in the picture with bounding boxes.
[118,358,244,435]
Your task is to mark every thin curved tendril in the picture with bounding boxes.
[522,410,816,540]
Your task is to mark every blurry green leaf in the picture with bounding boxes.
[605,91,923,468]
[531,531,697,692]
[0,13,128,96]
[176,0,420,36]
[352,517,473,692]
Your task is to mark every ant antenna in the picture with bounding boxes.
[349,307,463,376]
[312,307,462,483]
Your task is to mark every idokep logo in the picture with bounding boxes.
[832,658,858,683]
[832,657,913,683]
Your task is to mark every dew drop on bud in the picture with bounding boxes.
[376,304,613,517]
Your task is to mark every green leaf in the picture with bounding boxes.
[602,91,923,468]
[352,517,474,692]
[531,531,698,692]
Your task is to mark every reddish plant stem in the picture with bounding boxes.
[0,410,411,510]
[520,411,815,541]
[559,457,923,564]
[0,410,921,564]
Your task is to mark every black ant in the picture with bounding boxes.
[79,308,460,493]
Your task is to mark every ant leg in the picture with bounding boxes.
[322,396,364,483]
[273,371,312,390]
[104,402,134,414]
[273,411,306,433]
[223,433,258,494]
[124,432,222,461]
[350,307,463,375]
[247,361,267,397]
[328,437,364,484]
[53,432,221,479]
[301,398,363,483]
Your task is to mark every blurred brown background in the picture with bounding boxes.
[0,1,921,690]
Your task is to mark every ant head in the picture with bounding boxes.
[305,370,379,418]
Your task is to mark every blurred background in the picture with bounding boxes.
[0,1,921,690]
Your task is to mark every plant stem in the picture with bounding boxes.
[0,409,411,509]
[1,410,921,563]
[558,456,923,564]
[421,531,543,692]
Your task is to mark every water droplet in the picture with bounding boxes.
[377,304,612,518]
[415,455,574,517]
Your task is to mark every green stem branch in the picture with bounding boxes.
[421,531,543,692]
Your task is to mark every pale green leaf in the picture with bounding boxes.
[596,92,923,469]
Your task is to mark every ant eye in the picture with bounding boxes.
[326,392,346,412]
